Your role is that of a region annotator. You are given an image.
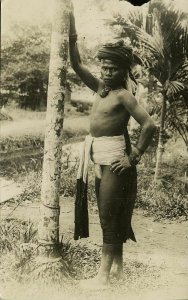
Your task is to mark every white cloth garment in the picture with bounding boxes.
[77,135,127,181]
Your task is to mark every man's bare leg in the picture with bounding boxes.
[79,243,118,289]
[96,175,124,280]
[80,167,127,289]
[111,243,123,279]
[98,166,127,281]
[95,176,117,282]
[79,177,112,289]
[79,243,122,290]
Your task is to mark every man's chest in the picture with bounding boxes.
[91,93,123,116]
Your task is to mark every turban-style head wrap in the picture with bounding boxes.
[97,40,142,97]
[97,39,142,69]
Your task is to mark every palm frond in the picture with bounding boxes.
[171,60,188,82]
[121,20,164,59]
[166,100,188,148]
[126,10,145,29]
[165,80,185,96]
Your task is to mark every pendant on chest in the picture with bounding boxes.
[99,86,112,98]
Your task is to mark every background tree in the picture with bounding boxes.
[109,0,188,180]
[1,21,95,110]
[1,24,51,110]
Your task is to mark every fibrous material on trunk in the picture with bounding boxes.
[38,0,71,256]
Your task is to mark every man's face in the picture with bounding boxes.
[100,59,125,88]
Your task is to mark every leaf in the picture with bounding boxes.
[110,2,188,86]
[165,80,185,96]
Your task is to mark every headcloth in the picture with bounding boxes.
[97,40,142,68]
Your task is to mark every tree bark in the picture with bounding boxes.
[38,0,71,257]
[154,93,166,182]
[146,2,153,35]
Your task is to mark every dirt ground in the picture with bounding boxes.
[1,197,188,300]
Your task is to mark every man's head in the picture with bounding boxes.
[97,40,142,88]
[100,59,127,88]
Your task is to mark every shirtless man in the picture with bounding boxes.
[69,12,156,289]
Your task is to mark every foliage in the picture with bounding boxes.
[71,100,91,114]
[166,94,188,150]
[0,136,44,153]
[109,1,188,148]
[1,22,96,110]
[1,23,51,110]
[130,126,171,166]
[0,219,37,253]
[136,165,188,220]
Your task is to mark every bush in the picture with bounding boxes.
[136,166,188,220]
[0,219,37,253]
[60,164,78,197]
[0,136,44,152]
[130,126,171,167]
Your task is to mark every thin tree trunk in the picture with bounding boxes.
[154,93,166,182]
[146,1,153,35]
[38,0,71,257]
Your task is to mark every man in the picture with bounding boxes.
[69,12,156,289]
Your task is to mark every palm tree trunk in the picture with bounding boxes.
[154,93,166,182]
[146,1,153,35]
[38,0,71,257]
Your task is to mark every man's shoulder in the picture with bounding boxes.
[117,88,134,101]
[117,88,137,110]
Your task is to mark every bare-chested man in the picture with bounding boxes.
[69,11,156,289]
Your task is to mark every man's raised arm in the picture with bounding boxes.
[69,12,100,93]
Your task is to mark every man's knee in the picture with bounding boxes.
[99,212,123,244]
[102,227,123,244]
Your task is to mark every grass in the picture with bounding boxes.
[0,218,162,299]
[137,150,188,218]
[8,108,46,120]
[1,105,89,137]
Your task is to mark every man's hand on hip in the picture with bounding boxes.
[110,155,131,176]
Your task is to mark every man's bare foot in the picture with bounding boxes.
[110,265,123,280]
[79,275,109,290]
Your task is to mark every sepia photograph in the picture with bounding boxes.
[1,0,188,299]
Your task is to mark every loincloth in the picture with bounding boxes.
[74,135,137,243]
[91,135,126,179]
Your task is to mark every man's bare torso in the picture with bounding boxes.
[90,89,130,137]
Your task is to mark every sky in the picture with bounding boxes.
[2,0,188,47]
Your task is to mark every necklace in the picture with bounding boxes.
[99,86,124,98]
